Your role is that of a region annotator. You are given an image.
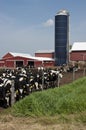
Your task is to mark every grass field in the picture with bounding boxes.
[12,77,86,117]
[0,77,86,130]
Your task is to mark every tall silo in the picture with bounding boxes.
[55,9,69,66]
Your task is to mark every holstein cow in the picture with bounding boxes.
[0,75,12,108]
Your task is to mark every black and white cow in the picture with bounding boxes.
[0,67,63,108]
[0,75,12,108]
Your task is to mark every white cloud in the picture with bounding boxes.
[43,19,54,27]
[0,22,54,57]
[0,13,54,58]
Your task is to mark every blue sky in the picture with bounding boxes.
[0,0,86,58]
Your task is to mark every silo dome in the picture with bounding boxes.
[56,9,69,16]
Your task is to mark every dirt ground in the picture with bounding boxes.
[0,114,86,130]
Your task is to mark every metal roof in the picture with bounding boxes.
[10,52,32,58]
[33,57,54,61]
[71,42,86,51]
[35,50,54,53]
[9,52,54,61]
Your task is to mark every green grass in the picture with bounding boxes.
[11,77,86,118]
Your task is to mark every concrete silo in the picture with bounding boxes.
[55,9,69,66]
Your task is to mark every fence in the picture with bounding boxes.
[60,68,85,86]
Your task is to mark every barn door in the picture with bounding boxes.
[28,61,34,68]
[16,61,23,67]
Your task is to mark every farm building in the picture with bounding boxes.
[35,50,54,58]
[0,52,55,69]
[70,42,86,62]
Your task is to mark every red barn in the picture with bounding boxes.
[70,42,86,62]
[35,50,54,58]
[0,52,55,69]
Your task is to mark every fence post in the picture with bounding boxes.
[73,68,75,81]
[42,68,44,90]
[11,80,15,106]
[83,67,86,77]
[57,74,60,87]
